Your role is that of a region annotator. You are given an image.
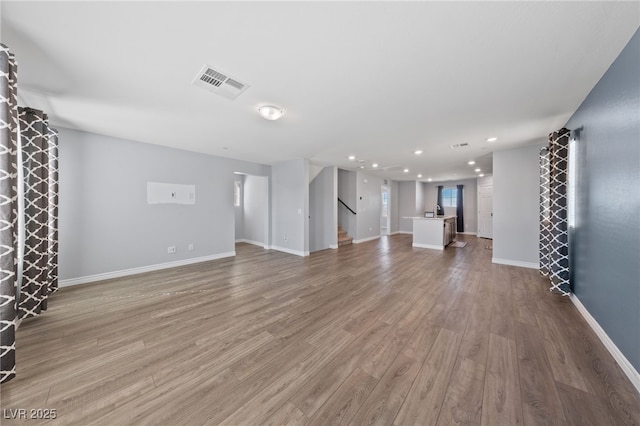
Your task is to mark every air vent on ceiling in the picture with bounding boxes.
[449,143,470,149]
[192,65,250,100]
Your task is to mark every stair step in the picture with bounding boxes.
[337,226,352,246]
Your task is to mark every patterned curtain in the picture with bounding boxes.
[18,107,59,318]
[0,44,19,384]
[540,128,570,295]
[47,129,59,296]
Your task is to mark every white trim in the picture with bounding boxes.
[237,239,268,249]
[389,231,400,236]
[570,294,640,394]
[492,258,539,269]
[353,235,380,244]
[59,252,236,287]
[329,244,338,249]
[398,231,413,235]
[457,232,477,236]
[235,238,245,243]
[412,242,443,251]
[270,246,309,257]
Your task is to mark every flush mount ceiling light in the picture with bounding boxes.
[479,174,485,177]
[417,174,423,178]
[475,168,481,172]
[486,137,498,142]
[348,155,356,160]
[372,163,379,168]
[258,105,284,121]
[414,150,423,155]
[403,168,409,173]
[468,160,476,165]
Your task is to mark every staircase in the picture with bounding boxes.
[338,226,353,247]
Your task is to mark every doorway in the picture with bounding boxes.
[234,173,269,249]
[381,185,390,236]
[478,185,493,239]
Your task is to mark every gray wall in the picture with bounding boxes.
[309,166,337,252]
[423,178,478,234]
[338,169,357,237]
[566,29,639,371]
[58,127,269,281]
[415,181,425,217]
[493,143,545,267]
[271,159,308,255]
[398,181,417,233]
[243,174,268,247]
[355,171,383,242]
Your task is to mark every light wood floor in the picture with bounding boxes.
[2,235,639,425]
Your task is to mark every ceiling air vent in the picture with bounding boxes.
[449,143,470,149]
[192,65,250,100]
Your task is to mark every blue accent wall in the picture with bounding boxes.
[566,29,639,371]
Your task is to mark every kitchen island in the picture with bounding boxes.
[409,215,457,250]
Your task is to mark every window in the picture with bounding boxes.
[233,180,241,207]
[442,187,457,208]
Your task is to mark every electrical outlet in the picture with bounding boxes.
[283,235,288,241]
[188,243,194,251]
[167,246,176,254]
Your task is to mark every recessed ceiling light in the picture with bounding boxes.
[474,168,481,172]
[403,168,409,173]
[372,163,378,168]
[348,155,355,160]
[417,174,423,178]
[479,174,485,177]
[359,166,364,169]
[486,137,497,142]
[468,160,475,165]
[427,178,432,182]
[258,105,284,121]
[414,150,423,155]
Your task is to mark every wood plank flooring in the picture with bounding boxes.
[2,234,639,425]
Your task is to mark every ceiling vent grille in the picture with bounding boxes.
[449,143,470,149]
[192,65,250,100]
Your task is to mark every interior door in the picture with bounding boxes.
[478,186,493,239]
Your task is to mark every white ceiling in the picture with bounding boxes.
[2,1,638,181]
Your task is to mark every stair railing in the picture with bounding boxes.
[338,198,356,215]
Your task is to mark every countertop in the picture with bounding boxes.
[404,215,457,221]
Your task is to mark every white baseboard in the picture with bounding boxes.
[59,252,236,287]
[270,246,309,257]
[570,294,640,394]
[329,244,338,249]
[236,239,268,249]
[457,232,477,236]
[389,231,400,235]
[492,258,539,269]
[412,243,443,251]
[399,231,413,235]
[353,235,381,244]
